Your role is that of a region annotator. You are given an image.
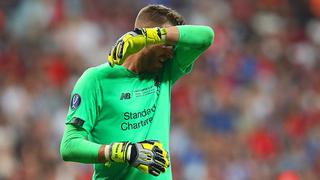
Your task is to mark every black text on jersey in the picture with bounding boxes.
[120,92,131,100]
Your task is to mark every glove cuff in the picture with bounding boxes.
[128,143,138,164]
[109,142,131,163]
[144,27,167,46]
[157,27,167,42]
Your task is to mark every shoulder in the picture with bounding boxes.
[82,63,108,78]
[79,63,115,82]
[75,63,108,88]
[81,63,128,80]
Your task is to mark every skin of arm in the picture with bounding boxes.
[166,25,214,49]
[165,26,179,45]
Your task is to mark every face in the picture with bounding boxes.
[137,45,173,74]
[136,22,174,75]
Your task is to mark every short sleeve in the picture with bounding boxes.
[65,69,100,133]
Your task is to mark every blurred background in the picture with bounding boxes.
[0,0,320,179]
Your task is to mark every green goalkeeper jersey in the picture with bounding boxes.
[64,25,214,180]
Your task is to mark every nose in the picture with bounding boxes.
[160,47,173,59]
[159,58,166,63]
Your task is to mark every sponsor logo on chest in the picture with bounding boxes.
[120,92,131,100]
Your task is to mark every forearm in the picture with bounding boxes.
[167,25,214,71]
[165,25,214,48]
[60,125,170,176]
[60,124,108,163]
[165,26,179,45]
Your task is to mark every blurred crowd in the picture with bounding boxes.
[0,0,320,179]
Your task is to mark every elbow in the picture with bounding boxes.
[60,149,73,162]
[60,147,69,161]
[202,26,215,48]
[60,141,72,161]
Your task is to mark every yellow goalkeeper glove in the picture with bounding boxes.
[107,140,170,176]
[107,27,167,67]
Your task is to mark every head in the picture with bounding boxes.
[134,4,185,29]
[132,4,185,74]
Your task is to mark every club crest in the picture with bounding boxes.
[71,94,81,110]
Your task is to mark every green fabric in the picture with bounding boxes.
[60,124,101,163]
[61,25,214,180]
[168,25,214,84]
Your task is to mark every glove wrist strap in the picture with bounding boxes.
[157,27,167,42]
[145,27,167,46]
[109,142,131,163]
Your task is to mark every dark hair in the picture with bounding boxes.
[135,4,185,28]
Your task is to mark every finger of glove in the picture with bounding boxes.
[149,165,161,176]
[154,157,168,172]
[154,154,167,168]
[153,141,163,148]
[111,43,119,64]
[149,170,160,176]
[115,40,124,64]
[141,140,159,145]
[155,154,170,168]
[107,45,117,66]
[154,151,170,167]
[117,40,125,60]
[113,40,123,64]
[107,55,114,67]
[119,40,132,64]
[133,28,144,35]
[153,151,170,168]
[108,40,118,56]
[154,145,168,159]
[151,162,166,173]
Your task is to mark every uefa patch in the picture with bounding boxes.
[71,94,81,110]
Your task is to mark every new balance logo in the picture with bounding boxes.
[120,93,131,100]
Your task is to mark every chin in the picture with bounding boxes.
[140,60,165,75]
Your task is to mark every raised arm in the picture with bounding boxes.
[166,25,214,49]
[162,25,215,84]
[168,25,214,70]
[107,25,214,68]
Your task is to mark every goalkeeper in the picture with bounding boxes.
[60,4,214,180]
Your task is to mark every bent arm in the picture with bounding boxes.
[170,25,214,69]
[164,25,214,84]
[166,25,214,50]
[60,124,108,163]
